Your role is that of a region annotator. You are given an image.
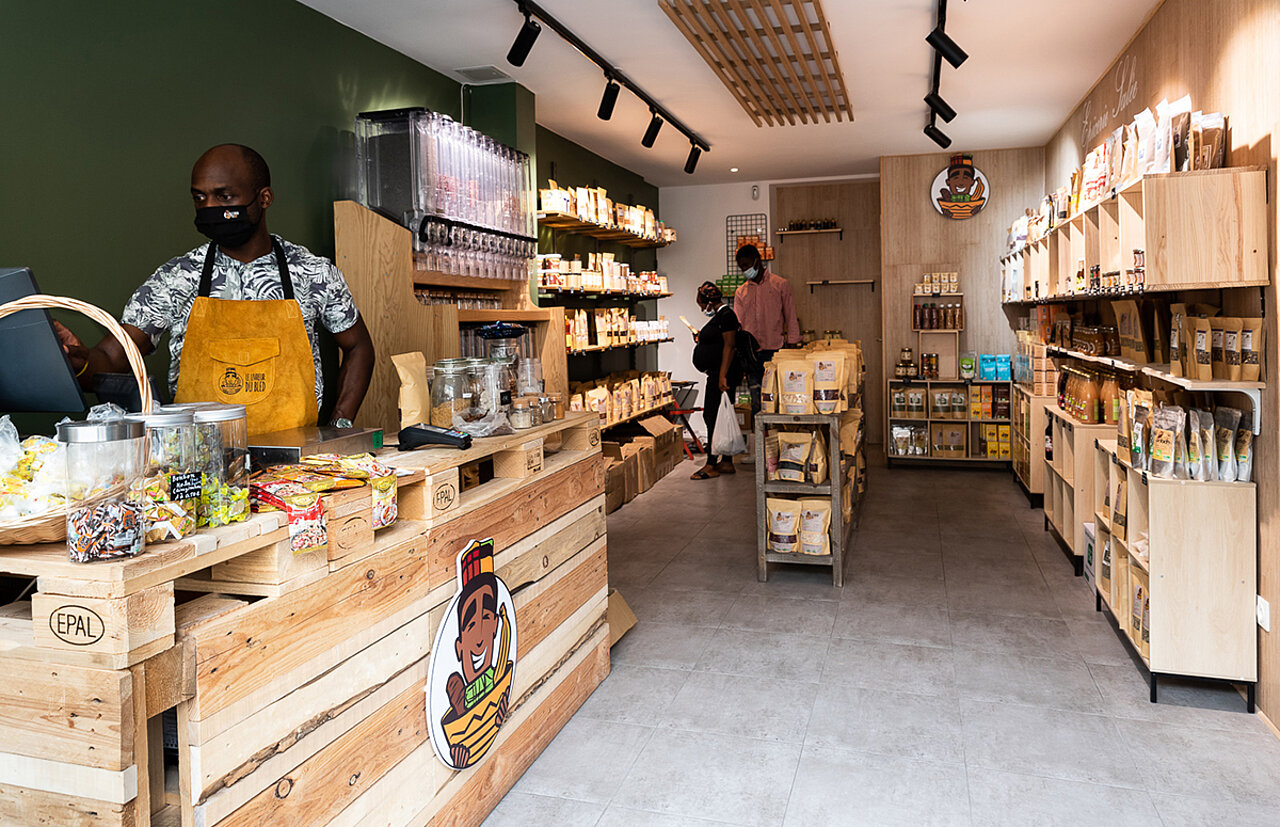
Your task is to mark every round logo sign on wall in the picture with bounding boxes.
[932,153,989,220]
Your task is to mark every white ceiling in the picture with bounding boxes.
[299,0,1161,188]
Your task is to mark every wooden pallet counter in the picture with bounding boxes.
[0,412,610,827]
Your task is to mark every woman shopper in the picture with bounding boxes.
[690,281,743,479]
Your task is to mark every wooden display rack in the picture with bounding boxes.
[1012,385,1052,505]
[886,379,1013,464]
[1043,406,1114,574]
[1091,438,1257,710]
[333,200,568,434]
[754,413,863,587]
[0,413,609,827]
[1001,167,1268,303]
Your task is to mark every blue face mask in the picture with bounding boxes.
[743,265,760,281]
[702,306,717,318]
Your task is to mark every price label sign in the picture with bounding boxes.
[168,472,203,502]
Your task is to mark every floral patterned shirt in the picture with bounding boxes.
[121,235,359,406]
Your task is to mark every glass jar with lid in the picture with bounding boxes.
[431,359,471,428]
[166,403,249,527]
[465,361,503,421]
[509,398,535,430]
[57,419,147,562]
[127,409,202,526]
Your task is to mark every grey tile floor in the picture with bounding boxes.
[483,458,1280,826]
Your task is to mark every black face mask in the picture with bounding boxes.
[194,197,260,248]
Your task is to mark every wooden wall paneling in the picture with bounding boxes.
[770,180,883,444]
[1040,0,1280,724]
[879,148,1046,445]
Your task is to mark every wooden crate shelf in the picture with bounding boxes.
[1001,167,1268,302]
[1091,439,1257,709]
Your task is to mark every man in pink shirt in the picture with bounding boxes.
[733,244,800,409]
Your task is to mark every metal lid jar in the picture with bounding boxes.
[57,419,147,562]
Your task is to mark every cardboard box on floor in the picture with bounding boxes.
[604,441,642,502]
[604,459,626,513]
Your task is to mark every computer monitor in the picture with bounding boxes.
[0,267,88,413]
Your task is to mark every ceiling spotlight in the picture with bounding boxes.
[597,78,620,120]
[924,122,951,149]
[506,12,541,66]
[684,144,702,174]
[927,26,967,69]
[641,112,664,147]
[924,91,957,123]
[730,167,739,173]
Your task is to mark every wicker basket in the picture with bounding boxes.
[0,295,153,546]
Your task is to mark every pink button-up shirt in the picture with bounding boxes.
[733,269,801,351]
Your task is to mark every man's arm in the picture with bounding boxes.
[55,322,155,390]
[330,316,375,423]
[778,278,801,345]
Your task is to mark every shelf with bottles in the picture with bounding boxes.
[912,294,965,332]
[1000,167,1267,304]
[1092,437,1256,709]
[538,182,675,248]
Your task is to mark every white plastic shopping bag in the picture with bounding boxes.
[711,393,747,456]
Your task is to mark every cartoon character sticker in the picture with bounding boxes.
[932,153,989,220]
[426,538,517,770]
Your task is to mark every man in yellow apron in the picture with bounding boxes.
[58,144,374,433]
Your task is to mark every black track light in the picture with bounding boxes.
[597,79,620,120]
[641,113,664,148]
[684,144,701,174]
[927,26,967,69]
[924,91,956,123]
[506,13,541,66]
[924,121,951,149]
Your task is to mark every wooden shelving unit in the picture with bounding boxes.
[537,210,672,248]
[1091,439,1257,710]
[1012,385,1052,505]
[568,338,673,355]
[755,412,863,587]
[1001,167,1268,303]
[1043,406,1115,572]
[887,379,1012,464]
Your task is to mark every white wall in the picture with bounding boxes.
[656,182,770,437]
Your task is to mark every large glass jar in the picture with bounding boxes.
[128,409,202,522]
[431,359,471,428]
[163,403,250,527]
[57,419,147,562]
[465,361,503,420]
[486,341,521,407]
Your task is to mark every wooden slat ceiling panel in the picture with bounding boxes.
[659,0,854,126]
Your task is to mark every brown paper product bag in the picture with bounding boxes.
[1112,300,1146,363]
[1168,303,1188,377]
[760,361,777,414]
[766,498,801,554]
[776,357,815,415]
[391,351,431,430]
[808,429,829,485]
[1221,318,1244,381]
[798,498,832,556]
[776,431,813,482]
[1208,318,1228,379]
[1240,318,1264,382]
[1189,317,1213,381]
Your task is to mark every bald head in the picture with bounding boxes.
[194,144,270,191]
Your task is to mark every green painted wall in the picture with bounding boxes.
[0,0,460,398]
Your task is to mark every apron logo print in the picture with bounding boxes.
[218,367,268,397]
[219,367,244,395]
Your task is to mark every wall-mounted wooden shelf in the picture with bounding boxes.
[537,210,672,248]
[777,227,843,241]
[569,338,673,356]
[1001,167,1268,302]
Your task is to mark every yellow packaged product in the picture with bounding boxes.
[798,498,832,555]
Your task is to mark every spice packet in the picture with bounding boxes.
[1148,406,1183,479]
[1197,410,1217,481]
[1215,407,1242,482]
[1236,427,1254,483]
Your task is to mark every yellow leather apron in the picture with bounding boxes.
[174,239,318,435]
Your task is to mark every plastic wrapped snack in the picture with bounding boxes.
[1215,407,1241,482]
